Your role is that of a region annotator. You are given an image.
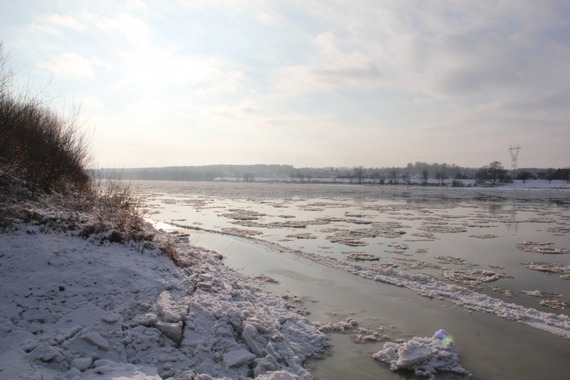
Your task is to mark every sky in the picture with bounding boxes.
[0,0,569,169]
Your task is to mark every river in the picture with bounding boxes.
[133,180,570,379]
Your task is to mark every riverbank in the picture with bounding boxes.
[0,207,327,379]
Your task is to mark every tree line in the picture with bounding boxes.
[96,161,570,185]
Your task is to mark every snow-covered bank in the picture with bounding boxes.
[0,211,327,379]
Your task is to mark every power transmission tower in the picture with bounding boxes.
[508,145,522,175]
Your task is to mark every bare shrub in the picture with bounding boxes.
[89,180,146,237]
[0,44,91,194]
[0,46,142,239]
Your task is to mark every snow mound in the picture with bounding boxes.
[0,213,327,379]
[373,329,470,379]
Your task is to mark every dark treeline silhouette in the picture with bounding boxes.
[96,165,295,182]
[286,162,474,185]
[96,161,570,185]
[516,168,570,183]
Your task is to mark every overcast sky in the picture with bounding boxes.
[1,0,569,169]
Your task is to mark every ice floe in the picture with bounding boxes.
[373,329,470,378]
[517,241,570,254]
[442,268,510,287]
[521,261,570,280]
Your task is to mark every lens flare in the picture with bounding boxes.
[434,329,454,348]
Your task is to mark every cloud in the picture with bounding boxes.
[501,89,570,118]
[311,32,383,85]
[292,1,570,100]
[39,53,100,79]
[256,11,281,26]
[31,13,86,35]
[77,95,106,113]
[109,44,249,98]
[4,0,568,168]
[94,12,151,45]
[45,13,85,30]
[271,31,384,95]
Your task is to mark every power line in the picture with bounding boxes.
[508,144,522,173]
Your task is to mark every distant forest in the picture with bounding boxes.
[95,162,570,185]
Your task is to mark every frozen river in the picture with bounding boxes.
[133,180,570,379]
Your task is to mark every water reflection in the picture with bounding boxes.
[487,203,503,213]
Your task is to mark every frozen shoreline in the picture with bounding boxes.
[165,220,570,340]
[0,210,328,379]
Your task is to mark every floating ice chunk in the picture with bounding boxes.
[373,329,469,378]
[395,340,435,368]
[344,252,379,261]
[523,290,543,297]
[517,241,570,254]
[443,268,507,287]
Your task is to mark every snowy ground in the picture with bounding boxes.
[0,209,328,379]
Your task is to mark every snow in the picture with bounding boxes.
[373,329,470,378]
[0,211,327,379]
[497,179,570,190]
[2,181,568,378]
